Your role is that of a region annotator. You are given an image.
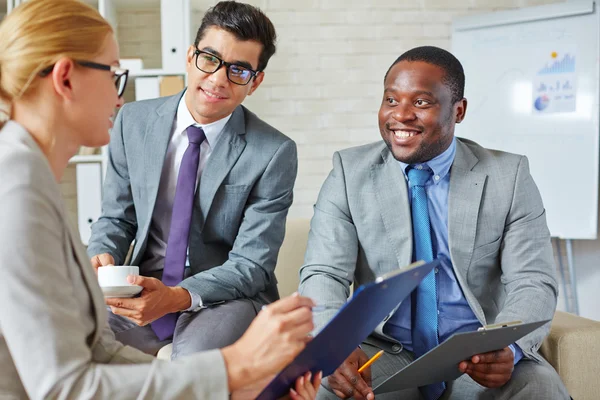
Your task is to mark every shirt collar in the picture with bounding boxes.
[176,90,232,147]
[397,137,457,184]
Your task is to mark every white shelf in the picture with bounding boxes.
[129,69,186,77]
[113,0,159,9]
[69,155,104,163]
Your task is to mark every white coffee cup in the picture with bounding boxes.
[97,265,139,287]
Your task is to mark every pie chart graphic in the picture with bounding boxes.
[534,94,550,111]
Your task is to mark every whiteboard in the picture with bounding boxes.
[452,0,600,239]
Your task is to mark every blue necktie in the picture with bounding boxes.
[408,166,445,400]
[151,125,206,341]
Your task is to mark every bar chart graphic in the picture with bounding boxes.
[538,53,575,74]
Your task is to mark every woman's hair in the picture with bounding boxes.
[0,0,113,128]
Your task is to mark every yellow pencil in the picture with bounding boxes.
[358,350,384,373]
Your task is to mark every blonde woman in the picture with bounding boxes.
[0,1,320,399]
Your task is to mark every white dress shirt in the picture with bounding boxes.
[141,91,231,311]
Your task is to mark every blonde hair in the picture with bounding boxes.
[0,0,113,128]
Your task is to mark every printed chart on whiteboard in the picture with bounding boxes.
[533,51,577,114]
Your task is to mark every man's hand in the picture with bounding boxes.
[327,347,374,400]
[458,347,514,388]
[105,275,191,326]
[90,253,115,274]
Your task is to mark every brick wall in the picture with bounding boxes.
[117,7,162,69]
[190,0,560,218]
[107,0,562,217]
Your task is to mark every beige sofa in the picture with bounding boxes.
[160,218,600,399]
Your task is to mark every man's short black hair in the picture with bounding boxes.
[385,46,465,104]
[194,1,277,72]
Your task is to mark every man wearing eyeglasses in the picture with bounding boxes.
[87,1,297,360]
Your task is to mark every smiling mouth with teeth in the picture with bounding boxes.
[394,130,420,138]
[202,88,226,99]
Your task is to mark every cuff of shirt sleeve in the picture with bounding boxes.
[508,343,523,365]
[184,290,204,312]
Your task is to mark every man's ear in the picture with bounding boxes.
[247,71,265,96]
[455,98,468,123]
[51,58,75,100]
[186,45,196,68]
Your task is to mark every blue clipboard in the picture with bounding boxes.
[256,259,439,400]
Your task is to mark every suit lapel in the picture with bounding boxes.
[198,106,247,225]
[371,146,413,270]
[143,92,184,225]
[448,140,486,284]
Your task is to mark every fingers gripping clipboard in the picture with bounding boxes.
[374,319,550,394]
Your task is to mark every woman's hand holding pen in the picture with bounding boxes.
[221,293,316,393]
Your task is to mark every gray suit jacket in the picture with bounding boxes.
[0,121,229,399]
[87,91,297,305]
[299,138,558,362]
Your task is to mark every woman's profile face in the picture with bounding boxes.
[69,33,124,149]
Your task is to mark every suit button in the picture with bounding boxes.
[392,345,401,352]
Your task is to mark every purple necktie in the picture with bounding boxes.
[152,125,206,340]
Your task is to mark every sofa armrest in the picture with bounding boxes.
[275,219,310,298]
[540,311,600,400]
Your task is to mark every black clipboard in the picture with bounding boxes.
[374,319,550,394]
[255,259,439,400]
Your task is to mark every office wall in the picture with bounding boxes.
[111,0,561,217]
[189,0,561,218]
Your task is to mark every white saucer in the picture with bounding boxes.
[101,285,143,298]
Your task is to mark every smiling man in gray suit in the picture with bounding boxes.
[87,1,296,359]
[299,46,569,400]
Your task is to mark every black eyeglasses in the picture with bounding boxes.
[194,49,258,86]
[39,60,129,98]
